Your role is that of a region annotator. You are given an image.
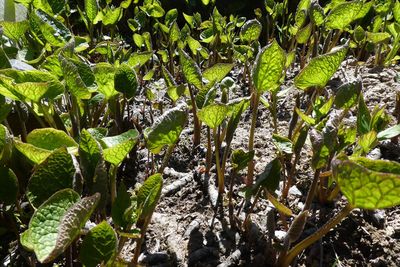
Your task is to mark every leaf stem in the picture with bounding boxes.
[247,92,260,187]
[213,127,224,194]
[158,143,175,174]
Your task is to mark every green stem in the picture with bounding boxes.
[188,84,201,147]
[281,203,353,267]
[246,92,260,187]
[110,164,118,205]
[213,127,224,194]
[206,127,212,173]
[158,143,175,174]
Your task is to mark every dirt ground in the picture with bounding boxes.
[120,61,400,267]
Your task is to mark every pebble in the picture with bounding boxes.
[275,230,286,242]
[367,148,382,160]
[288,185,302,196]
[370,209,386,228]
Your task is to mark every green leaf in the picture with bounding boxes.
[203,63,233,83]
[357,95,371,135]
[198,103,229,129]
[126,52,153,68]
[137,173,162,218]
[0,124,12,163]
[102,7,122,26]
[144,105,187,154]
[102,130,139,165]
[252,39,286,93]
[0,48,11,70]
[325,1,373,30]
[112,182,133,229]
[114,63,138,98]
[295,108,315,125]
[253,158,282,192]
[357,131,377,154]
[378,124,400,140]
[169,22,180,43]
[334,78,362,109]
[27,128,77,151]
[85,0,98,23]
[94,63,117,100]
[59,55,93,99]
[80,221,117,267]
[239,19,262,43]
[332,157,400,209]
[21,189,80,262]
[296,23,312,44]
[31,9,72,46]
[272,134,293,154]
[294,43,348,90]
[79,129,102,188]
[394,1,400,23]
[0,20,29,41]
[14,140,52,165]
[0,166,19,205]
[141,3,165,18]
[179,49,203,89]
[27,147,75,208]
[187,35,202,56]
[310,1,324,26]
[231,149,254,172]
[366,32,391,44]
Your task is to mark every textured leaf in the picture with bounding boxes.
[332,157,400,209]
[112,182,135,229]
[114,63,138,98]
[80,221,117,267]
[137,173,162,218]
[27,148,75,208]
[79,129,102,188]
[27,128,77,151]
[240,19,262,43]
[334,78,362,109]
[0,20,29,41]
[325,1,373,30]
[21,189,80,262]
[85,0,98,23]
[0,124,12,163]
[102,130,139,166]
[144,105,187,154]
[198,103,229,129]
[254,158,282,192]
[0,166,19,205]
[272,134,293,154]
[179,49,203,89]
[102,7,122,25]
[310,1,324,26]
[395,1,400,23]
[31,9,72,46]
[126,52,152,68]
[14,140,52,165]
[294,43,348,89]
[203,63,233,83]
[93,63,117,100]
[252,40,286,93]
[296,23,312,44]
[366,32,391,44]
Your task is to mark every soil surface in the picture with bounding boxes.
[122,61,400,267]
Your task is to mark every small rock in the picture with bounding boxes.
[370,257,387,267]
[184,220,200,239]
[275,230,286,242]
[367,148,382,160]
[370,209,386,228]
[288,186,302,196]
[297,201,305,211]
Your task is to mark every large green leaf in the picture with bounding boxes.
[325,1,373,30]
[27,128,77,151]
[334,78,362,109]
[112,182,134,229]
[27,148,75,208]
[59,55,93,99]
[102,129,139,165]
[31,9,72,46]
[144,106,187,154]
[102,6,122,26]
[239,19,262,43]
[22,189,99,263]
[80,221,117,267]
[0,166,19,205]
[332,156,400,209]
[127,52,153,68]
[0,20,29,41]
[252,40,286,93]
[203,63,234,83]
[84,0,98,23]
[137,173,163,218]
[198,103,229,129]
[114,63,138,98]
[394,1,400,23]
[294,43,348,89]
[0,69,64,102]
[14,140,52,165]
[93,63,117,100]
[179,49,203,90]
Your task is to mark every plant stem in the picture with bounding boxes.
[132,215,152,266]
[110,164,118,205]
[206,127,212,173]
[228,169,237,229]
[246,92,260,187]
[303,169,321,211]
[158,143,175,174]
[188,84,201,147]
[281,203,353,267]
[213,127,224,194]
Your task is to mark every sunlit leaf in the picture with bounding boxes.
[137,173,162,218]
[325,1,373,30]
[27,128,77,151]
[198,103,229,129]
[114,63,138,98]
[203,63,233,83]
[240,19,262,43]
[179,49,202,89]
